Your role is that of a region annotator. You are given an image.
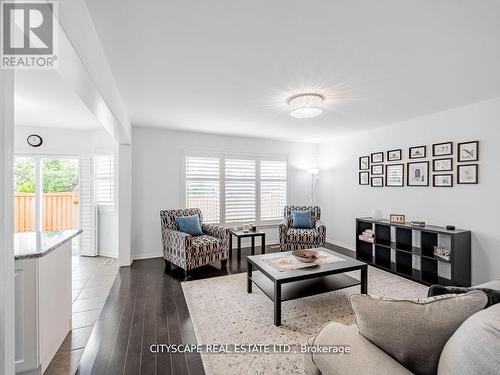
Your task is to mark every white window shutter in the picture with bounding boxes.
[260,160,287,221]
[225,159,256,222]
[79,157,97,256]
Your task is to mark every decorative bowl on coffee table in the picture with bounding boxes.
[292,249,319,263]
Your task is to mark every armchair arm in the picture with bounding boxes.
[202,223,229,240]
[279,219,289,249]
[315,220,326,244]
[161,228,193,258]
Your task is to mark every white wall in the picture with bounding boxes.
[131,128,317,259]
[318,98,500,284]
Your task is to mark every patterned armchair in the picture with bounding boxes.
[160,208,229,274]
[279,206,326,251]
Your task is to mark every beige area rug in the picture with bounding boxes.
[181,266,428,375]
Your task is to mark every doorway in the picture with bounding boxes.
[14,155,81,253]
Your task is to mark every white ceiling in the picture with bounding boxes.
[14,70,102,130]
[85,0,500,142]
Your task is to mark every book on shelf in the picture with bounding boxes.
[358,234,374,243]
[434,246,451,262]
[364,229,375,235]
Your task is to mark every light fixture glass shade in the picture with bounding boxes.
[289,94,324,119]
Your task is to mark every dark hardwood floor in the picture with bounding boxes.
[75,243,353,375]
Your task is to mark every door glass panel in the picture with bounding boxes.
[41,158,79,232]
[14,156,36,232]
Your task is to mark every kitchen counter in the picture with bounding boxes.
[14,229,82,260]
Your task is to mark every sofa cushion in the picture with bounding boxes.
[438,303,500,375]
[476,279,500,291]
[350,291,488,375]
[175,214,203,236]
[286,228,320,243]
[291,210,313,228]
[191,235,223,257]
[428,284,500,308]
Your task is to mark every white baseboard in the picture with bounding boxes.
[132,252,163,261]
[327,238,355,252]
[98,251,118,259]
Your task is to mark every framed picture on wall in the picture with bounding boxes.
[371,152,384,164]
[359,156,370,170]
[433,158,453,172]
[409,145,427,159]
[433,174,453,187]
[371,164,383,175]
[371,177,383,187]
[387,149,402,161]
[386,164,404,187]
[407,161,429,186]
[458,141,479,162]
[457,164,478,184]
[433,142,453,156]
[359,171,369,185]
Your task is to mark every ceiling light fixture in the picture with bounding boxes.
[288,93,324,119]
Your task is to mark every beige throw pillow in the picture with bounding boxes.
[350,291,488,375]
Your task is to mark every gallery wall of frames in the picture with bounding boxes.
[358,141,479,187]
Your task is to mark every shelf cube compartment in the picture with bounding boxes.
[396,250,412,275]
[421,231,438,257]
[396,227,412,251]
[375,244,391,268]
[421,257,438,283]
[375,224,391,246]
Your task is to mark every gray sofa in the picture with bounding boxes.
[304,280,500,375]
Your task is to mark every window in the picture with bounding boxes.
[260,160,287,221]
[225,159,256,222]
[95,154,115,206]
[184,155,287,224]
[185,157,220,223]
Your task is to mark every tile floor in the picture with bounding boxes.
[44,256,119,375]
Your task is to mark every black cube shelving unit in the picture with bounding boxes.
[356,217,471,286]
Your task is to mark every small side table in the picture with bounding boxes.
[229,230,266,258]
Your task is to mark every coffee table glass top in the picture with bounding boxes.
[247,247,365,281]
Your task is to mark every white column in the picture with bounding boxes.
[0,70,15,375]
[118,144,132,266]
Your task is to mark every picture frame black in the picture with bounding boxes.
[359,171,369,185]
[457,164,478,184]
[458,141,479,162]
[371,152,384,164]
[371,164,383,175]
[387,149,402,161]
[371,177,383,187]
[385,164,404,187]
[433,174,453,187]
[432,158,453,172]
[409,145,426,159]
[432,142,453,157]
[407,161,429,186]
[359,156,370,170]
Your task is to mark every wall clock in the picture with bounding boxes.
[27,134,43,147]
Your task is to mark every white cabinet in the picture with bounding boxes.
[15,241,72,375]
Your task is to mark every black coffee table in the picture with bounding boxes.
[247,248,368,326]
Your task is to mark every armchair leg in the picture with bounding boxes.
[164,259,171,273]
[221,258,228,268]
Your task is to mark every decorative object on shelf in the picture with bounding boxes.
[288,93,324,119]
[242,223,252,232]
[433,174,453,187]
[390,214,406,224]
[433,142,453,156]
[371,209,383,221]
[371,164,383,175]
[458,141,478,162]
[457,164,478,184]
[359,171,369,185]
[387,149,402,161]
[359,156,370,170]
[371,152,384,164]
[411,221,426,227]
[386,164,404,187]
[358,228,375,243]
[409,145,426,159]
[292,249,319,263]
[434,246,451,262]
[446,225,456,230]
[371,177,383,187]
[407,161,429,186]
[251,225,257,232]
[27,134,43,148]
[433,158,453,172]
